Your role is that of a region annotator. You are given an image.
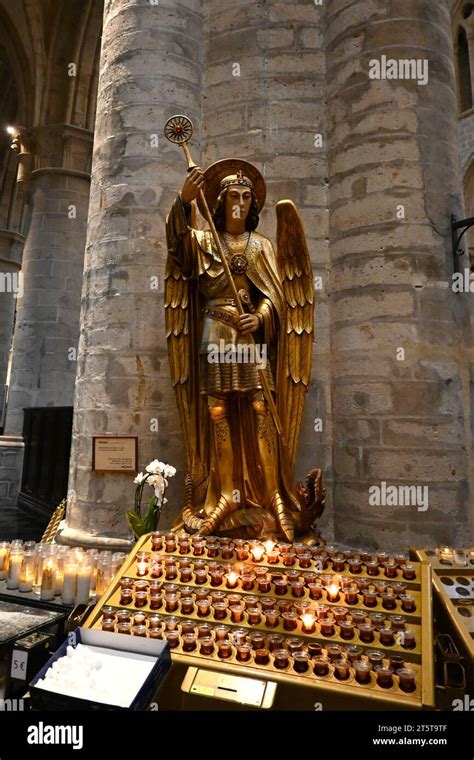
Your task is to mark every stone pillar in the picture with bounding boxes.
[0,125,92,507]
[0,230,23,422]
[59,0,204,547]
[4,169,91,434]
[202,0,333,535]
[327,0,473,549]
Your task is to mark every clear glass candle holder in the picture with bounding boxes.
[293,651,310,673]
[212,602,228,621]
[165,631,179,648]
[249,632,266,650]
[345,645,363,663]
[400,594,416,613]
[274,578,288,596]
[282,611,298,631]
[267,634,284,652]
[230,604,245,624]
[165,592,179,613]
[196,599,211,617]
[182,633,197,652]
[379,627,396,647]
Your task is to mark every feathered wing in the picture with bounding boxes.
[275,200,314,478]
[164,255,192,465]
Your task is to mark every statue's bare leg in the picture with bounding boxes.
[251,392,295,542]
[199,395,236,535]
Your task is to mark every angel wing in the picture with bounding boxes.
[275,200,314,478]
[164,256,192,466]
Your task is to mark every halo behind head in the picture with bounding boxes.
[197,158,266,217]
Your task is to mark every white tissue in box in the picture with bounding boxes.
[35,643,156,708]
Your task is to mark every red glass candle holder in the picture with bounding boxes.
[273,649,290,670]
[307,642,323,658]
[397,667,416,693]
[400,594,416,613]
[236,643,251,662]
[298,553,312,568]
[165,630,179,648]
[274,578,289,596]
[221,546,234,560]
[246,608,262,625]
[282,551,296,567]
[363,589,377,608]
[196,599,211,617]
[365,561,380,576]
[195,588,210,602]
[379,627,396,647]
[348,558,362,574]
[358,623,375,643]
[206,543,219,558]
[134,591,148,608]
[339,621,355,640]
[282,611,298,631]
[179,567,193,583]
[226,593,242,608]
[255,648,270,665]
[313,655,330,677]
[293,652,310,673]
[391,616,406,631]
[333,607,348,623]
[346,645,363,663]
[194,568,208,585]
[117,622,131,635]
[284,637,302,654]
[165,564,178,581]
[148,614,162,629]
[149,592,162,610]
[256,575,271,594]
[197,623,213,639]
[165,539,177,554]
[367,650,385,667]
[265,609,280,628]
[260,597,274,612]
[101,619,115,632]
[351,610,367,625]
[308,583,323,600]
[400,629,416,649]
[267,634,284,652]
[212,602,228,621]
[178,539,191,555]
[389,654,404,671]
[217,640,232,659]
[380,593,397,611]
[231,628,248,646]
[290,580,305,598]
[164,592,179,613]
[401,564,416,580]
[343,587,358,606]
[191,541,205,556]
[334,658,350,681]
[151,534,163,551]
[209,568,225,587]
[249,632,266,650]
[228,604,244,624]
[182,633,197,652]
[382,561,398,579]
[375,665,394,689]
[199,637,214,655]
[120,589,133,606]
[354,660,372,684]
[215,626,230,641]
[320,618,335,637]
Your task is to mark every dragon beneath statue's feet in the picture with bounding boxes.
[173,467,326,545]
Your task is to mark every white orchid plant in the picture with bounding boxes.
[126,459,177,539]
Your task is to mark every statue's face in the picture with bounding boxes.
[225,185,252,226]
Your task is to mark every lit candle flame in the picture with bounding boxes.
[263,540,276,554]
[327,582,340,600]
[250,545,265,562]
[301,612,316,630]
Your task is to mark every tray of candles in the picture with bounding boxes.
[83,533,435,709]
[411,546,474,668]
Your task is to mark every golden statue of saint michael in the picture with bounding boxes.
[164,118,324,541]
